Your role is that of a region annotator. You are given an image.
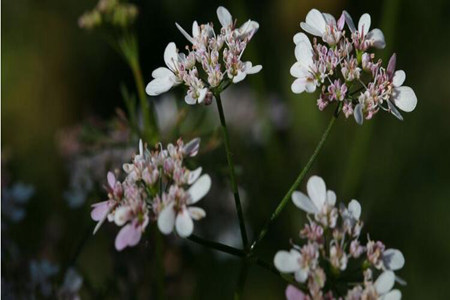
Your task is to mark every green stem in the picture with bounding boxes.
[250,107,340,251]
[214,93,249,249]
[187,234,245,257]
[130,60,158,144]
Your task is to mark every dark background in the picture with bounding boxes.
[2,0,450,298]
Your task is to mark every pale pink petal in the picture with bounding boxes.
[375,271,395,294]
[367,28,386,49]
[286,285,307,300]
[107,172,116,189]
[383,249,405,271]
[91,201,109,221]
[348,199,362,220]
[115,224,133,251]
[392,70,406,87]
[393,86,417,112]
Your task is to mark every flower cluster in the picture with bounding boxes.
[90,138,211,250]
[146,6,262,105]
[78,0,138,30]
[274,176,405,299]
[291,9,417,124]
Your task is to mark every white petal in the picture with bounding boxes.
[367,28,386,49]
[217,6,232,28]
[157,202,176,235]
[375,271,396,294]
[307,176,327,211]
[393,86,417,112]
[392,70,406,87]
[381,290,402,300]
[175,23,194,44]
[291,78,306,94]
[146,76,175,96]
[290,62,309,78]
[197,88,208,103]
[184,93,196,105]
[294,268,308,283]
[294,42,313,66]
[343,11,356,32]
[326,190,336,206]
[114,206,132,226]
[322,13,336,25]
[151,67,173,79]
[348,199,361,220]
[354,103,364,125]
[175,208,194,237]
[187,174,211,204]
[163,42,178,70]
[292,191,317,214]
[139,139,143,156]
[232,70,247,83]
[293,32,311,46]
[274,250,301,273]
[387,100,404,121]
[300,22,323,37]
[192,21,199,37]
[383,249,405,271]
[246,64,262,74]
[239,20,259,37]
[302,9,326,36]
[188,167,202,185]
[188,206,206,220]
[304,81,317,93]
[358,13,371,35]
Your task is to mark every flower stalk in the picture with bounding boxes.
[251,104,342,252]
[214,92,249,250]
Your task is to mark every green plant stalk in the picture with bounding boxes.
[234,261,249,300]
[250,107,341,251]
[129,59,158,144]
[214,93,249,249]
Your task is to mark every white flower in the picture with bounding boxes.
[374,271,402,300]
[274,249,309,283]
[146,42,182,96]
[291,175,336,214]
[386,54,418,113]
[290,32,317,94]
[232,61,262,83]
[344,11,386,49]
[217,6,259,38]
[157,174,211,237]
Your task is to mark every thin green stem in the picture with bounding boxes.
[214,93,249,249]
[250,107,341,251]
[130,60,158,144]
[187,234,245,257]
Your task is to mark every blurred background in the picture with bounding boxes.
[2,0,450,298]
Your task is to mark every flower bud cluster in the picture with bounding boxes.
[90,138,211,251]
[78,0,138,30]
[291,9,417,124]
[274,176,405,299]
[146,6,262,105]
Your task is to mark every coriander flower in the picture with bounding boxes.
[146,6,261,105]
[158,174,211,237]
[146,42,183,96]
[291,9,418,123]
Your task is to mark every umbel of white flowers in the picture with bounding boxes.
[146,6,262,105]
[291,9,418,124]
[274,175,405,299]
[90,138,211,251]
